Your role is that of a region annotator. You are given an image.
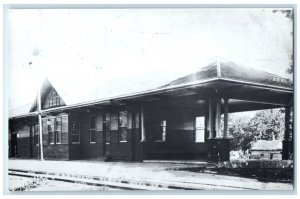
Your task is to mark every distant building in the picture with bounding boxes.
[230,151,243,160]
[249,140,283,160]
[8,59,293,162]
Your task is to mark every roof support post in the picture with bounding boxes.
[223,97,229,138]
[208,99,215,139]
[140,107,146,142]
[215,97,222,138]
[282,105,292,160]
[284,105,292,141]
[207,94,230,162]
[37,85,44,161]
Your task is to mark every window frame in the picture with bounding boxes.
[71,122,80,144]
[47,117,63,145]
[134,112,141,142]
[49,91,61,108]
[195,116,205,143]
[34,125,39,146]
[89,115,96,144]
[118,111,128,143]
[48,118,55,145]
[55,117,62,144]
[155,120,167,142]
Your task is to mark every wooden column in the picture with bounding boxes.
[223,98,229,138]
[282,105,292,160]
[284,105,291,141]
[140,107,146,142]
[29,125,33,158]
[215,97,222,138]
[37,85,44,160]
[208,99,214,139]
[207,96,231,162]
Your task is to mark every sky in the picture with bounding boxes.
[8,8,293,109]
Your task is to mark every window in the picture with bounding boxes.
[119,111,128,142]
[34,125,39,145]
[48,118,55,144]
[134,112,140,141]
[49,91,60,107]
[47,117,62,144]
[89,116,96,143]
[195,116,205,143]
[55,117,62,144]
[56,97,60,106]
[71,122,80,144]
[156,120,166,142]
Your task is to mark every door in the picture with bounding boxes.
[131,113,136,161]
[11,133,18,157]
[103,113,110,156]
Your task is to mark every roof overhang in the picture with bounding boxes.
[9,77,293,120]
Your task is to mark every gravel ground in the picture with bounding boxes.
[9,176,120,191]
[8,159,294,191]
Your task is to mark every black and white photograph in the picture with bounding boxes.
[6,6,294,193]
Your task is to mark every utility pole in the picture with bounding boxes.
[30,48,44,160]
[37,73,44,161]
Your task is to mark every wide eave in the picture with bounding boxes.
[9,60,293,119]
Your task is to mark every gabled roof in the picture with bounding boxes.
[42,69,175,108]
[29,78,66,112]
[9,59,293,119]
[250,140,282,151]
[162,60,292,89]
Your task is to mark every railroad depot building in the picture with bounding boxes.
[8,60,293,162]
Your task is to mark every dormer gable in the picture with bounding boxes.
[43,88,65,109]
[29,79,66,112]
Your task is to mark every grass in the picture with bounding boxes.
[173,166,293,183]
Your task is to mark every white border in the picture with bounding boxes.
[1,1,299,198]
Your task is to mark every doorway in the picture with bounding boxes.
[103,113,110,156]
[11,133,18,157]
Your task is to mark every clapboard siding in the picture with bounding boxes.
[44,144,69,160]
[143,106,208,160]
[10,104,209,161]
[17,137,31,158]
[42,87,66,110]
[70,110,105,160]
[42,113,69,160]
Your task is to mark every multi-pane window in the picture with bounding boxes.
[55,117,62,144]
[195,116,205,143]
[89,116,96,143]
[48,118,55,144]
[119,111,128,142]
[156,120,166,142]
[47,117,62,144]
[49,91,60,107]
[134,113,140,141]
[34,125,39,145]
[71,122,80,144]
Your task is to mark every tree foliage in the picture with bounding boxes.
[228,108,286,152]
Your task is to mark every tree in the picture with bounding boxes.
[228,108,285,152]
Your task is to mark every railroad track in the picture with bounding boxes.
[8,169,255,191]
[8,169,199,191]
